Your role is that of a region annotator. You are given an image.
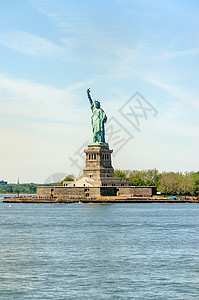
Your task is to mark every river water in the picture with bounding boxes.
[0,195,199,299]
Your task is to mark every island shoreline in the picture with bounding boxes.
[3,196,199,204]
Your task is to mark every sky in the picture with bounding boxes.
[0,0,198,183]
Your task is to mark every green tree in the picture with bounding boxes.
[141,169,161,186]
[173,172,195,197]
[158,172,178,196]
[59,174,75,186]
[192,172,199,196]
[128,170,145,186]
[114,169,127,181]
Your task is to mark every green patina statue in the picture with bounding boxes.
[86,88,107,145]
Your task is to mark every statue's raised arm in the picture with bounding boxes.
[86,88,93,106]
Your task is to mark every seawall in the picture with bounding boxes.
[3,196,199,204]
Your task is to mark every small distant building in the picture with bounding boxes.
[0,180,7,185]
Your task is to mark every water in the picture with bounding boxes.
[1,195,199,299]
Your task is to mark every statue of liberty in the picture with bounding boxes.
[86,88,107,144]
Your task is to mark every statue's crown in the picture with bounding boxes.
[94,100,100,105]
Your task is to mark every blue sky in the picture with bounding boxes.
[0,0,198,183]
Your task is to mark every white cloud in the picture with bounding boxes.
[0,30,71,59]
[0,74,91,182]
[145,77,199,112]
[152,47,199,59]
[0,74,87,123]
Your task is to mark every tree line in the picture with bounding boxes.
[1,170,198,196]
[0,183,55,194]
[114,169,199,197]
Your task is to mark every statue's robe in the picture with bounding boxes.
[91,104,107,143]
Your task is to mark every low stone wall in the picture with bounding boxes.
[37,185,156,197]
[117,186,156,196]
[37,186,101,197]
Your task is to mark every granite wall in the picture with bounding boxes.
[37,186,156,197]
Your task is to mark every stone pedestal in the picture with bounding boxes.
[81,145,121,186]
